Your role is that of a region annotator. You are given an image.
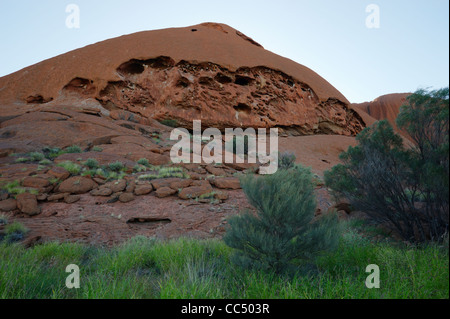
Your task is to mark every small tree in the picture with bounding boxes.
[224,165,340,274]
[325,87,449,243]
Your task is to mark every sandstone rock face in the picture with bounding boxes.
[352,93,410,130]
[0,23,366,137]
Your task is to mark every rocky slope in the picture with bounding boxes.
[0,23,378,246]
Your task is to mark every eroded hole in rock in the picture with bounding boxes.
[63,77,96,95]
[215,73,233,84]
[191,29,198,32]
[117,60,145,75]
[233,103,251,114]
[127,217,172,224]
[25,95,53,104]
[198,76,215,86]
[235,75,254,86]
[176,77,190,88]
[0,130,16,139]
[144,56,175,69]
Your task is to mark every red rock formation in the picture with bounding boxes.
[352,93,411,130]
[0,23,366,136]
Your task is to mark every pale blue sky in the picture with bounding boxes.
[0,0,448,103]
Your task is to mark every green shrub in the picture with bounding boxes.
[39,159,52,165]
[28,152,45,162]
[3,222,29,243]
[92,146,103,152]
[325,87,449,243]
[2,180,21,194]
[64,145,82,154]
[57,161,81,175]
[224,165,340,274]
[42,147,63,159]
[279,151,296,170]
[108,161,125,172]
[137,158,150,167]
[160,119,179,128]
[84,158,99,169]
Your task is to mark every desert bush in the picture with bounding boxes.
[279,151,297,170]
[57,161,81,175]
[108,161,125,172]
[64,145,82,154]
[84,158,99,169]
[224,165,340,274]
[325,87,449,243]
[160,119,179,128]
[3,222,29,243]
[137,158,150,167]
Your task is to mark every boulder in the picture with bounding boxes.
[178,184,214,200]
[155,187,177,198]
[134,184,153,196]
[64,194,81,204]
[90,187,113,196]
[22,176,51,189]
[103,179,127,193]
[58,176,97,194]
[16,193,40,216]
[119,193,135,203]
[210,177,241,189]
[0,198,17,212]
[47,166,70,181]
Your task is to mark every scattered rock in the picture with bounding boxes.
[119,193,135,203]
[205,165,226,176]
[169,179,192,190]
[103,179,127,193]
[155,187,177,198]
[47,166,70,181]
[64,194,81,204]
[214,191,229,200]
[210,177,241,189]
[22,176,50,189]
[151,178,183,190]
[16,193,40,216]
[58,176,97,194]
[90,187,113,196]
[134,184,153,196]
[0,198,17,212]
[47,193,69,201]
[178,184,214,200]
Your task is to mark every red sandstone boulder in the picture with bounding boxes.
[16,193,40,216]
[58,176,97,194]
[210,177,241,189]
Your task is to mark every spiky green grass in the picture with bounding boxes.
[0,223,448,299]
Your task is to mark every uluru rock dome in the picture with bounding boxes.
[352,93,411,132]
[0,22,366,136]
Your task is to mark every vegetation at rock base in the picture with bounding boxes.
[325,87,449,244]
[0,228,447,298]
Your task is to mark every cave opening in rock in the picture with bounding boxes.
[117,60,145,75]
[233,103,252,114]
[215,73,233,84]
[234,75,253,86]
